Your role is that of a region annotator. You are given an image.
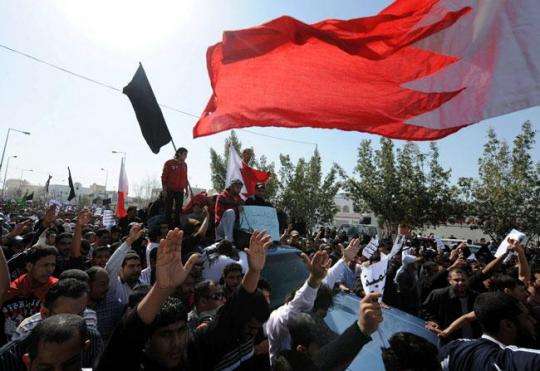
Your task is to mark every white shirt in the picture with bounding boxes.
[265,258,350,365]
[105,241,142,306]
[202,251,249,283]
[145,241,159,268]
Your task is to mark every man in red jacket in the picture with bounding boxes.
[161,147,189,227]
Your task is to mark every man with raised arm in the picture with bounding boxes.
[97,228,272,371]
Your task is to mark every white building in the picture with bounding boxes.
[333,193,374,227]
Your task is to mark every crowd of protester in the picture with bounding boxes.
[0,149,538,370]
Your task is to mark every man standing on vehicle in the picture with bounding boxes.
[161,147,189,227]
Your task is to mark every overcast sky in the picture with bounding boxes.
[1,0,538,193]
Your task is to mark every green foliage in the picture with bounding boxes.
[462,121,539,241]
[347,138,461,235]
[275,148,341,230]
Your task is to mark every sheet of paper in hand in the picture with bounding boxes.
[239,206,280,241]
[362,237,379,259]
[102,210,116,229]
[495,229,527,257]
[360,256,389,301]
[388,235,405,258]
[435,237,446,252]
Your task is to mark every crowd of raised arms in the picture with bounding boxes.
[0,147,538,371]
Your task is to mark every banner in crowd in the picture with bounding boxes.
[495,229,526,257]
[360,255,390,297]
[102,210,116,229]
[239,206,280,241]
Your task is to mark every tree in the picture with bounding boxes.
[275,148,341,231]
[460,121,539,241]
[347,138,459,235]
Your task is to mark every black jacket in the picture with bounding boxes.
[422,286,481,342]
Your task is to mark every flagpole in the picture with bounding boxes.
[170,139,177,152]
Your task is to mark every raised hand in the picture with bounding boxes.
[301,250,331,286]
[126,223,144,245]
[76,209,91,227]
[10,219,33,236]
[155,228,199,290]
[342,238,361,263]
[43,205,57,227]
[245,230,272,272]
[358,292,383,335]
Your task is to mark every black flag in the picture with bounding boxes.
[123,63,172,154]
[67,167,76,201]
[25,192,34,201]
[44,175,52,194]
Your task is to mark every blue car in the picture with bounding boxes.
[261,245,438,370]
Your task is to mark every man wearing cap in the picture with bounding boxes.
[161,147,189,227]
[215,180,244,242]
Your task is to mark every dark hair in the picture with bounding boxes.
[381,332,441,371]
[59,269,89,283]
[86,266,107,282]
[313,284,334,312]
[27,314,88,361]
[491,274,523,292]
[80,239,91,253]
[95,228,110,239]
[43,278,89,310]
[257,278,271,293]
[92,245,111,258]
[288,313,319,348]
[222,263,243,278]
[176,147,188,156]
[474,292,523,336]
[128,285,151,309]
[56,232,73,243]
[148,226,161,242]
[194,280,214,304]
[122,252,141,267]
[150,296,188,334]
[127,206,137,213]
[26,245,58,264]
[448,267,468,277]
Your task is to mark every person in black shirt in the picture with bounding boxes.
[245,183,273,207]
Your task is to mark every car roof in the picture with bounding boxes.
[325,293,438,371]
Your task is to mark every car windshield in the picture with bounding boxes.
[261,250,308,309]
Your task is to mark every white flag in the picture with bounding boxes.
[225,146,248,199]
[360,256,389,299]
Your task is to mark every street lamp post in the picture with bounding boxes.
[100,168,109,198]
[0,128,30,178]
[19,169,33,191]
[1,155,17,199]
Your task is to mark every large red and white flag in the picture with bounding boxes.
[116,158,129,218]
[225,146,270,199]
[194,0,539,140]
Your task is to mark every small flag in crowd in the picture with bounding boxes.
[67,167,76,201]
[115,157,129,218]
[44,175,52,194]
[24,192,34,201]
[103,198,112,206]
[225,145,270,199]
[123,63,172,154]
